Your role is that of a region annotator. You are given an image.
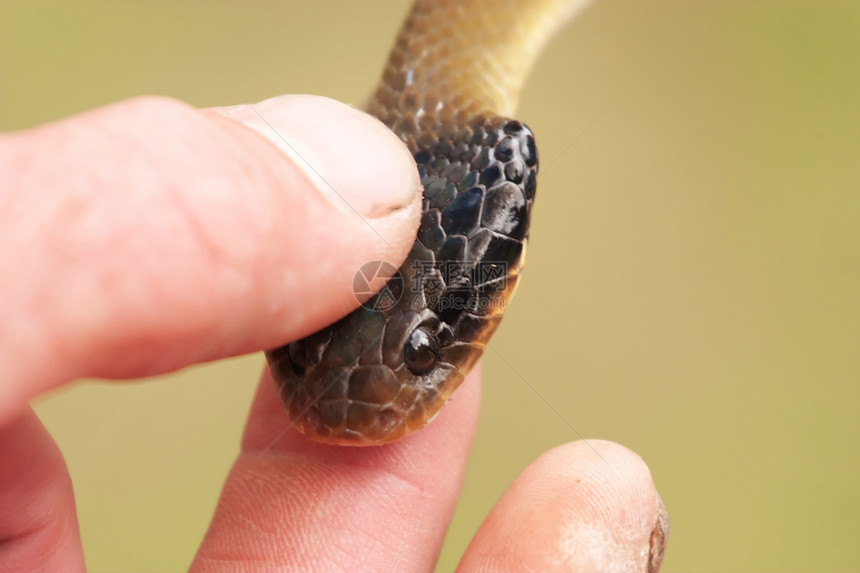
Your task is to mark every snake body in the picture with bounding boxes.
[266,0,591,445]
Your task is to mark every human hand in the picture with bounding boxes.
[0,94,668,572]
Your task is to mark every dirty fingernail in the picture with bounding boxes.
[648,494,670,572]
[212,94,419,218]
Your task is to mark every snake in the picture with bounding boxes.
[266,0,593,445]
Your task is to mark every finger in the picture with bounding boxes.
[0,409,84,573]
[458,440,669,573]
[191,365,483,573]
[0,94,421,421]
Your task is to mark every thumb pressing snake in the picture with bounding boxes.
[266,0,593,445]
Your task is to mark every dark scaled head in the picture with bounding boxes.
[266,117,537,445]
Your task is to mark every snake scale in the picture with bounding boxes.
[266,0,592,445]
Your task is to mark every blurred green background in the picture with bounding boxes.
[3,1,859,571]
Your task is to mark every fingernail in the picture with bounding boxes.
[647,495,670,573]
[212,95,419,218]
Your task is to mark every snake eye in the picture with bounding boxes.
[404,327,439,375]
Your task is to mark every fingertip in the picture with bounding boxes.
[3,93,423,398]
[211,94,420,219]
[459,439,668,572]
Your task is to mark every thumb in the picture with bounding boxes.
[0,94,421,419]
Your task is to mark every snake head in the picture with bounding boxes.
[266,117,536,445]
[266,300,482,445]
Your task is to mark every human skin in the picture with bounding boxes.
[0,94,668,572]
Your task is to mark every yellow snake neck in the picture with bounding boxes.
[368,0,594,144]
